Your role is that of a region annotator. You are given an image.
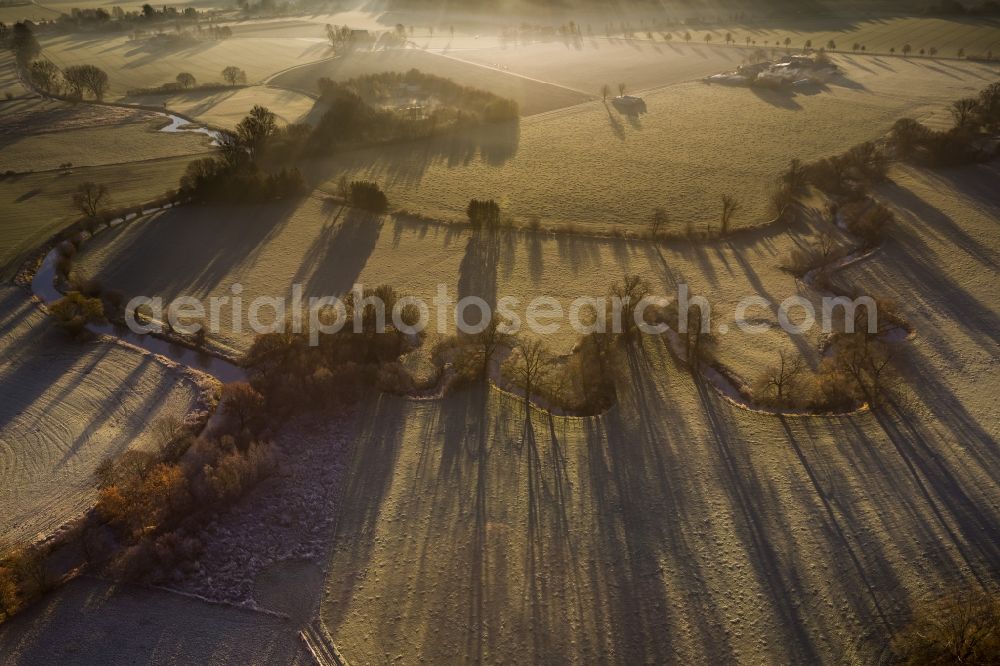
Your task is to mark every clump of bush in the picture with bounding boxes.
[892,588,1000,665]
[782,233,845,277]
[48,291,104,338]
[243,285,417,416]
[804,141,888,195]
[348,180,388,212]
[95,419,275,584]
[889,118,989,166]
[466,198,500,227]
[180,158,305,203]
[0,544,50,624]
[844,201,895,246]
[888,83,1000,166]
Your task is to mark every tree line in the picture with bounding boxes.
[180,105,304,203]
[305,69,518,154]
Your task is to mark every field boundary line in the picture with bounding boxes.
[415,46,596,100]
[263,54,340,89]
[79,573,291,619]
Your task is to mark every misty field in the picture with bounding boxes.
[2,5,999,663]
[126,84,319,128]
[302,56,993,231]
[0,101,211,172]
[39,33,332,100]
[269,47,592,116]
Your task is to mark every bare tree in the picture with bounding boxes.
[648,207,668,236]
[176,71,196,89]
[617,82,626,96]
[951,97,980,129]
[781,157,809,195]
[609,273,651,339]
[215,129,246,168]
[470,314,511,377]
[72,181,109,218]
[830,334,895,403]
[29,60,60,93]
[601,83,610,101]
[720,194,741,235]
[63,64,109,100]
[221,382,265,434]
[503,337,552,420]
[235,104,276,162]
[892,588,1000,663]
[756,350,806,402]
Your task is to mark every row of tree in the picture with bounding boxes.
[179,105,304,203]
[30,59,109,100]
[306,69,519,154]
[889,82,1000,166]
[2,21,40,67]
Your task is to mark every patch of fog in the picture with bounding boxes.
[31,217,246,383]
[158,113,221,145]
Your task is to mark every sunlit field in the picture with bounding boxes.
[305,55,994,231]
[0,99,211,171]
[126,84,319,127]
[41,33,333,99]
[1,2,999,663]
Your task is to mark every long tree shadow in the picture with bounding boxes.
[457,223,500,311]
[574,340,739,662]
[298,206,383,297]
[873,399,1000,582]
[84,196,303,300]
[692,377,823,663]
[301,118,520,197]
[322,393,410,635]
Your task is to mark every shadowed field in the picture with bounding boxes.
[322,337,998,663]
[0,287,197,544]
[0,577,309,663]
